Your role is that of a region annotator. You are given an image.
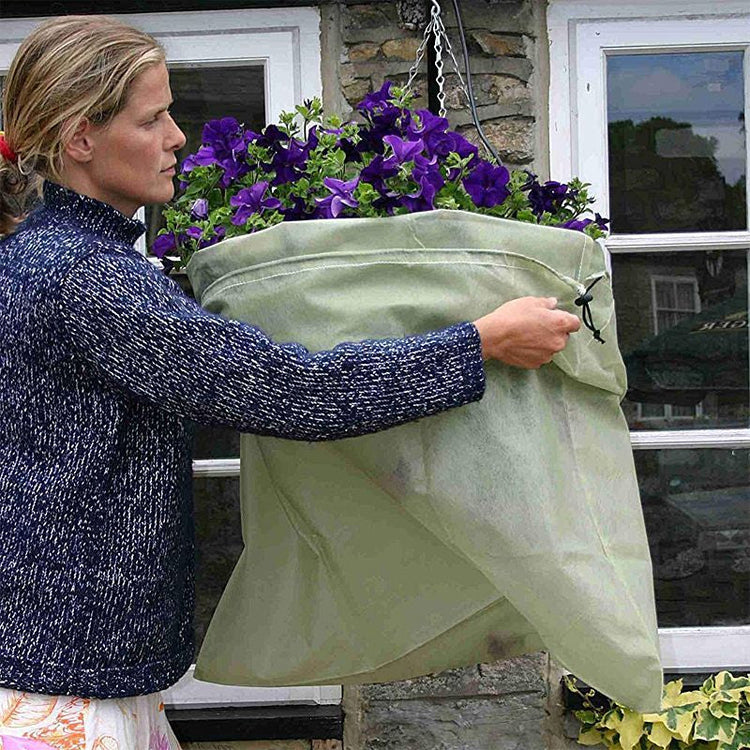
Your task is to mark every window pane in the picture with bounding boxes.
[191,422,240,460]
[613,249,749,430]
[193,476,242,652]
[636,449,749,627]
[145,64,266,252]
[607,51,747,233]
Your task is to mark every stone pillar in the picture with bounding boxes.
[334,0,542,173]
[343,654,551,750]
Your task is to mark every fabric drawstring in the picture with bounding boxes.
[575,276,606,344]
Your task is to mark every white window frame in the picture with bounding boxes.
[548,0,750,672]
[636,275,702,423]
[0,7,338,709]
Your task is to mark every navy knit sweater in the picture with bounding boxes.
[0,182,485,698]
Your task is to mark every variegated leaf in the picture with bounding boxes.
[694,707,737,743]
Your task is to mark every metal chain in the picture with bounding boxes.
[403,0,472,119]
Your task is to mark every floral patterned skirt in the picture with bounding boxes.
[0,687,181,750]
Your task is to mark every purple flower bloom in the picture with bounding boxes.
[151,232,177,259]
[186,225,203,241]
[561,213,609,233]
[199,225,226,248]
[383,135,424,163]
[356,81,394,114]
[191,198,209,219]
[271,139,309,186]
[401,154,445,212]
[526,178,571,217]
[463,161,511,208]
[196,117,251,187]
[360,154,400,194]
[407,110,453,158]
[230,182,282,225]
[316,177,360,218]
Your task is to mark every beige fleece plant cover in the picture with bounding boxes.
[185,209,663,712]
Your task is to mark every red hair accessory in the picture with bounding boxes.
[0,131,18,163]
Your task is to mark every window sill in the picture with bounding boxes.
[166,704,343,743]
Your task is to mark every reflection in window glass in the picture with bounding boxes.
[193,476,242,652]
[635,449,749,627]
[607,51,747,233]
[145,64,266,252]
[612,250,749,430]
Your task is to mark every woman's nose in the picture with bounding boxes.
[167,114,187,151]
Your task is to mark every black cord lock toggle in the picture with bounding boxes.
[574,277,606,344]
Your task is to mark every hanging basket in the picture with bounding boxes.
[185,209,663,713]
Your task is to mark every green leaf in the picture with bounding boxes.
[710,701,740,720]
[575,710,599,725]
[715,674,750,693]
[618,709,645,750]
[578,727,608,746]
[647,721,676,748]
[694,708,737,743]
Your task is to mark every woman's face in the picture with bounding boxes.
[83,62,186,217]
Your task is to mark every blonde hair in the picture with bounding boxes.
[0,15,165,236]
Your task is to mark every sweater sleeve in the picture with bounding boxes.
[56,249,485,441]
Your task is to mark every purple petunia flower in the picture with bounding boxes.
[356,81,395,114]
[463,161,511,208]
[186,225,203,241]
[407,110,454,159]
[195,117,251,188]
[561,212,609,233]
[401,154,445,212]
[383,135,424,164]
[526,177,572,217]
[360,154,400,195]
[198,225,226,248]
[190,198,209,220]
[271,139,309,186]
[151,232,177,259]
[230,182,282,225]
[315,177,360,218]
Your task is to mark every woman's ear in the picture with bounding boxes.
[63,117,96,164]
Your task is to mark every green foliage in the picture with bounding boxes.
[567,673,750,750]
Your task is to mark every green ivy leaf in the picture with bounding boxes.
[711,702,741,720]
[618,709,645,750]
[694,708,737,743]
[647,721,676,748]
[578,727,608,746]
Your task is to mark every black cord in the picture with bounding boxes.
[574,276,606,344]
[449,0,502,165]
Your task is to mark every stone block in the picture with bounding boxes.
[343,4,408,44]
[442,0,535,36]
[347,42,381,63]
[470,31,524,57]
[343,78,374,106]
[312,742,343,750]
[459,116,535,163]
[445,73,529,110]
[358,692,547,750]
[449,100,534,127]
[360,654,547,702]
[381,37,422,62]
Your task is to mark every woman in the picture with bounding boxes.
[0,15,579,750]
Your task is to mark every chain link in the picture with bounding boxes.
[403,0,471,119]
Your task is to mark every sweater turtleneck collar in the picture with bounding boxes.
[42,181,146,247]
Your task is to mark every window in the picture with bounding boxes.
[548,0,750,670]
[0,7,339,709]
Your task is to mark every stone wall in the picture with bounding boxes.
[342,654,581,750]
[320,0,549,175]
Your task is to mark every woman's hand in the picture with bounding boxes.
[473,296,581,369]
